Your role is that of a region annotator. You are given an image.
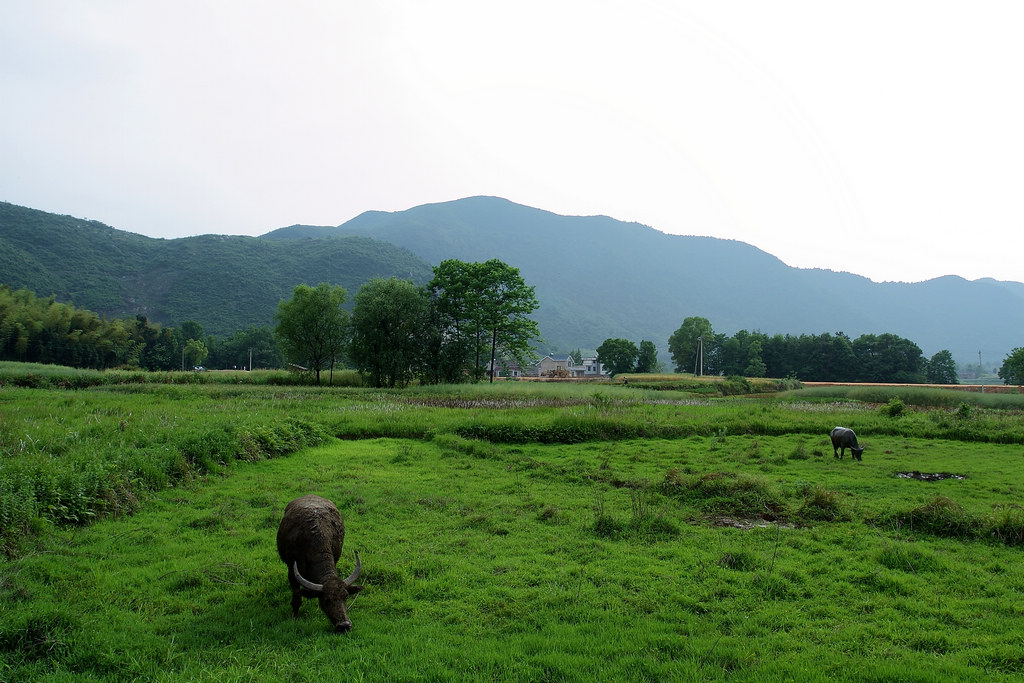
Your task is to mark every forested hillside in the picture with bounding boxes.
[0,202,432,336]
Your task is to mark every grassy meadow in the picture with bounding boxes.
[2,364,1024,681]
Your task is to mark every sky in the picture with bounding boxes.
[2,1,1022,284]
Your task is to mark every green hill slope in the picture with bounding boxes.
[0,202,432,336]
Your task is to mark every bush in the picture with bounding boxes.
[882,396,907,418]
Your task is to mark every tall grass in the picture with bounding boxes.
[4,366,1024,557]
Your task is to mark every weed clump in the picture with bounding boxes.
[718,550,759,571]
[787,443,811,460]
[661,470,787,521]
[883,496,978,539]
[797,484,848,522]
[987,505,1024,545]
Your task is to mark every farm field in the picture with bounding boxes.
[2,367,1024,681]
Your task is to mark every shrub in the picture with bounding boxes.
[882,396,907,418]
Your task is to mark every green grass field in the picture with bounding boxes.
[2,365,1024,680]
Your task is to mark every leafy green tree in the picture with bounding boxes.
[209,325,282,369]
[476,259,541,382]
[178,320,205,344]
[350,278,427,388]
[140,324,177,371]
[274,283,350,384]
[635,340,659,373]
[419,295,472,384]
[183,339,209,368]
[427,259,540,382]
[744,339,767,377]
[852,333,926,383]
[427,259,484,380]
[926,350,959,384]
[668,317,713,374]
[596,338,639,376]
[998,347,1024,385]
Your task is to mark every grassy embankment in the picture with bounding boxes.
[2,363,1024,680]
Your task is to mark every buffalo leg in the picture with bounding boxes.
[291,588,302,618]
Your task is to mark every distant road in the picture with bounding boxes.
[802,381,1017,394]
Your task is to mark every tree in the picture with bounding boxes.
[926,350,959,384]
[998,347,1024,385]
[349,278,427,388]
[596,338,639,376]
[427,259,540,382]
[184,338,208,368]
[668,317,713,374]
[427,259,485,380]
[635,340,659,373]
[209,325,282,370]
[274,283,350,385]
[744,339,767,377]
[852,333,926,383]
[475,259,541,382]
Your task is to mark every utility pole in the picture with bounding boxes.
[694,336,704,376]
[979,350,984,393]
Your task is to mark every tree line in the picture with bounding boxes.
[274,259,540,387]
[5,276,1021,386]
[0,285,282,371]
[663,316,960,384]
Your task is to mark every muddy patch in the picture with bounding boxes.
[896,471,967,482]
[709,516,794,530]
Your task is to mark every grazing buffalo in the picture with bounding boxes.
[830,426,865,460]
[276,494,363,632]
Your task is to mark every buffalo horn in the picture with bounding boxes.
[343,550,362,587]
[293,562,324,592]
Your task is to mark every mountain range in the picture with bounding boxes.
[2,197,1021,368]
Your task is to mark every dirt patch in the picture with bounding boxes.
[709,516,794,530]
[896,471,967,482]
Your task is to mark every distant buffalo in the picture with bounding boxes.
[276,494,363,632]
[830,426,865,460]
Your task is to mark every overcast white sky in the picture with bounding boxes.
[2,1,1021,283]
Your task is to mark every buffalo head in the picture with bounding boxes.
[292,551,363,632]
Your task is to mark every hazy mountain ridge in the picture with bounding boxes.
[3,197,1022,365]
[268,197,1021,364]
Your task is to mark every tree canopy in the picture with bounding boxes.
[427,259,540,382]
[998,348,1024,385]
[668,317,714,374]
[274,283,350,384]
[596,338,639,376]
[349,278,427,388]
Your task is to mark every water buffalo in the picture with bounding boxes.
[830,426,865,460]
[276,494,363,632]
